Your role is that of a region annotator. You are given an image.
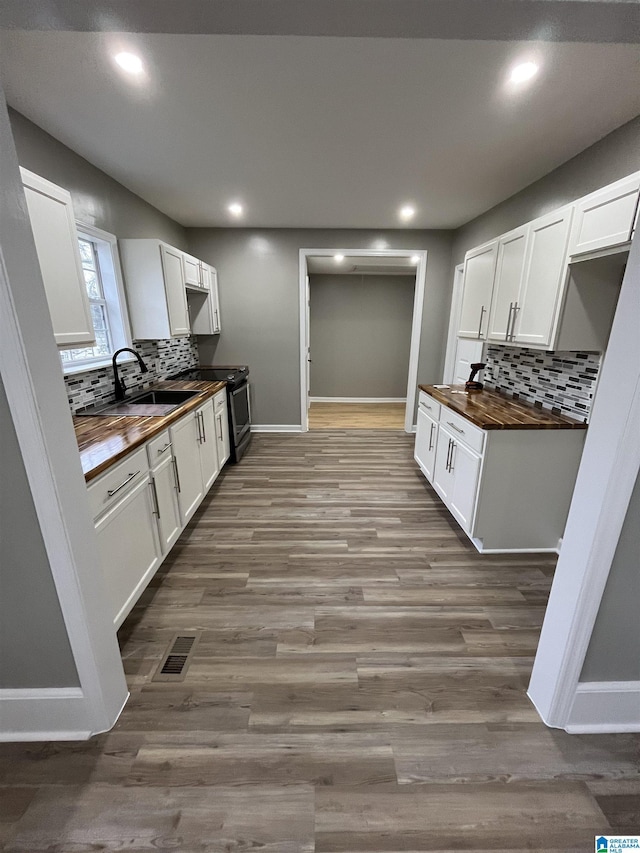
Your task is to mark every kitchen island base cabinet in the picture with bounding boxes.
[471,429,584,553]
[94,474,161,629]
[414,388,586,553]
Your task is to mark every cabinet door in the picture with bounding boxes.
[94,474,161,628]
[458,241,497,339]
[432,429,456,503]
[210,268,221,333]
[569,173,640,256]
[448,439,482,533]
[197,399,220,491]
[486,226,528,343]
[414,407,438,483]
[515,207,573,348]
[20,168,95,348]
[199,262,211,290]
[215,407,230,467]
[160,244,190,337]
[188,289,216,335]
[170,412,204,523]
[183,253,201,287]
[151,454,182,554]
[453,338,485,386]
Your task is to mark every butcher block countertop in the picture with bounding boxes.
[418,384,588,431]
[74,379,226,482]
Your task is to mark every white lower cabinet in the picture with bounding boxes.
[197,399,220,491]
[414,406,438,482]
[170,412,205,524]
[415,392,585,553]
[214,390,231,468]
[89,392,225,627]
[93,473,161,628]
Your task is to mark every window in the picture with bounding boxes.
[60,225,132,372]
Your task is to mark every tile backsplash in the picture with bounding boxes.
[65,337,199,413]
[484,345,601,423]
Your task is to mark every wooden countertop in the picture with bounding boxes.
[74,379,226,482]
[418,384,587,430]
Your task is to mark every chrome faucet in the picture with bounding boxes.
[112,348,149,400]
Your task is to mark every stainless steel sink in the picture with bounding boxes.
[75,388,204,417]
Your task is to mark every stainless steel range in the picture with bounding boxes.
[169,365,252,462]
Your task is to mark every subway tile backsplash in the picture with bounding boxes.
[65,338,199,414]
[484,345,601,423]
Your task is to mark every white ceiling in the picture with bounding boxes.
[1,30,639,229]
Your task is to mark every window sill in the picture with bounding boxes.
[61,355,136,377]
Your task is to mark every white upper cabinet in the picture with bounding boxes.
[514,207,573,348]
[486,226,528,343]
[199,261,211,289]
[188,265,221,335]
[119,239,190,339]
[568,172,640,258]
[209,267,221,333]
[182,252,202,289]
[457,240,497,340]
[20,168,95,348]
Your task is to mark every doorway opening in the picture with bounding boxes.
[299,249,427,432]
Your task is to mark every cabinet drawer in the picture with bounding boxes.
[87,446,149,520]
[214,389,227,413]
[146,429,173,468]
[440,408,485,455]
[418,391,440,420]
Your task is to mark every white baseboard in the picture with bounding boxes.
[0,687,92,741]
[251,425,303,433]
[566,681,640,733]
[309,397,406,403]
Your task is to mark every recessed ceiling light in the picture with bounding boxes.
[114,52,144,74]
[399,205,416,221]
[228,202,243,217]
[334,254,345,263]
[411,255,420,264]
[509,61,539,84]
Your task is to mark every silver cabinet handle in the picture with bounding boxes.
[195,411,203,443]
[214,309,219,330]
[445,438,453,472]
[428,422,435,451]
[449,440,457,473]
[217,413,223,442]
[172,458,181,493]
[446,421,465,435]
[149,477,160,519]
[509,302,519,341]
[157,442,172,455]
[200,411,207,443]
[506,303,514,341]
[107,470,140,497]
[477,305,486,339]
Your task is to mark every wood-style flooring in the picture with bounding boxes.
[1,430,638,851]
[309,402,405,429]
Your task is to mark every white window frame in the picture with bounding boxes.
[60,224,133,374]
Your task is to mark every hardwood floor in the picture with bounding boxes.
[309,402,405,429]
[1,430,638,851]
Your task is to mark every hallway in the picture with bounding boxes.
[1,431,638,851]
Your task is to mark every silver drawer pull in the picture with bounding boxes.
[107,470,141,498]
[447,421,465,435]
[157,442,172,455]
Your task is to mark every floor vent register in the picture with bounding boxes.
[152,632,201,682]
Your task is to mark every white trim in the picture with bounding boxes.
[251,424,303,432]
[565,682,640,733]
[442,264,465,383]
[0,102,127,742]
[309,396,406,403]
[528,226,640,731]
[299,248,427,435]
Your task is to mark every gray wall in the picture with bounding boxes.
[452,114,640,266]
[187,229,454,425]
[580,472,640,683]
[0,349,79,690]
[309,273,414,398]
[9,108,187,247]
